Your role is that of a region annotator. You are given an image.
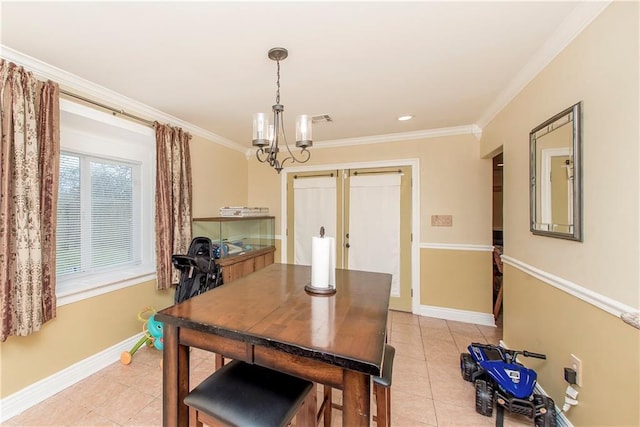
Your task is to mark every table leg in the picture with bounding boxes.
[163,324,190,426]
[343,370,370,426]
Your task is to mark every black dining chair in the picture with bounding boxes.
[184,359,313,427]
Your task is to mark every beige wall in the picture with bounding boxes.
[0,281,173,398]
[481,2,639,424]
[190,135,248,218]
[481,1,639,307]
[249,133,492,244]
[248,134,493,315]
[504,266,640,426]
[421,249,492,313]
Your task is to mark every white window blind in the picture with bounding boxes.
[57,152,139,277]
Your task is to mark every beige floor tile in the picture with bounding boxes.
[390,327,424,345]
[421,325,456,342]
[418,316,449,330]
[391,413,436,426]
[391,321,422,337]
[56,370,123,409]
[4,393,91,426]
[394,354,430,378]
[447,320,482,335]
[429,374,477,407]
[452,332,488,353]
[423,338,459,363]
[391,340,426,360]
[92,382,156,425]
[433,399,495,426]
[123,396,163,426]
[70,410,120,426]
[392,310,421,326]
[392,390,438,426]
[393,370,432,399]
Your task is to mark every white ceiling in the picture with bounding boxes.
[1,1,607,149]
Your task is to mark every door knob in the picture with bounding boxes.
[345,243,350,248]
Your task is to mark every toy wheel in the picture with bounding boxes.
[460,353,478,382]
[120,351,132,365]
[475,379,494,416]
[534,395,557,427]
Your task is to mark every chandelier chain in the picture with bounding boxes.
[275,60,281,105]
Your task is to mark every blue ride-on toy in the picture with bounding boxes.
[460,342,556,427]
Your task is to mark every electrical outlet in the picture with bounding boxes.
[570,354,583,387]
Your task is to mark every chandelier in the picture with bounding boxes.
[252,47,312,173]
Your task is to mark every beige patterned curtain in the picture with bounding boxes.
[155,123,192,290]
[0,60,60,341]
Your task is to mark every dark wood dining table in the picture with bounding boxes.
[156,263,391,427]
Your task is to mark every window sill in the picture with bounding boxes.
[56,266,157,307]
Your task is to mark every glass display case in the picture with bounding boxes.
[192,216,276,283]
[192,216,275,259]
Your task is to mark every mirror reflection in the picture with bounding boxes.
[530,102,582,241]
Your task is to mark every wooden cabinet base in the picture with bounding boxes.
[218,246,276,283]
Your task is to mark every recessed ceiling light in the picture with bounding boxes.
[397,115,413,121]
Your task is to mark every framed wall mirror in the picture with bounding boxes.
[530,102,582,241]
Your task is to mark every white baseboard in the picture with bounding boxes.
[534,383,573,427]
[417,304,495,326]
[0,332,144,423]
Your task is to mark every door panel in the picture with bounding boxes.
[346,173,401,296]
[344,167,412,311]
[287,171,342,266]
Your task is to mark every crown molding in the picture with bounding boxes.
[0,46,246,153]
[476,1,612,128]
[314,124,482,149]
[244,124,482,157]
[2,45,484,154]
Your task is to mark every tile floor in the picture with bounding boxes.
[5,311,533,426]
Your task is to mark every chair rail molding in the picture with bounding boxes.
[420,243,494,252]
[502,255,637,319]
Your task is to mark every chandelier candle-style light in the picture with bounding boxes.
[253,47,312,173]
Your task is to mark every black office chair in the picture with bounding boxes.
[184,360,313,427]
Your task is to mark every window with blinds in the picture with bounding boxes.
[57,152,139,277]
[57,98,155,305]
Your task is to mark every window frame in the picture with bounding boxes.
[57,99,156,306]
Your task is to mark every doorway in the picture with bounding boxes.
[492,153,504,321]
[285,165,413,311]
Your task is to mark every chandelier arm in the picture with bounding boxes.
[256,147,269,163]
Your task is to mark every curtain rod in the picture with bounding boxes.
[60,89,156,127]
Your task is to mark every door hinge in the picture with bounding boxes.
[411,288,414,297]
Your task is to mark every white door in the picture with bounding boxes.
[287,166,411,311]
[346,173,401,297]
